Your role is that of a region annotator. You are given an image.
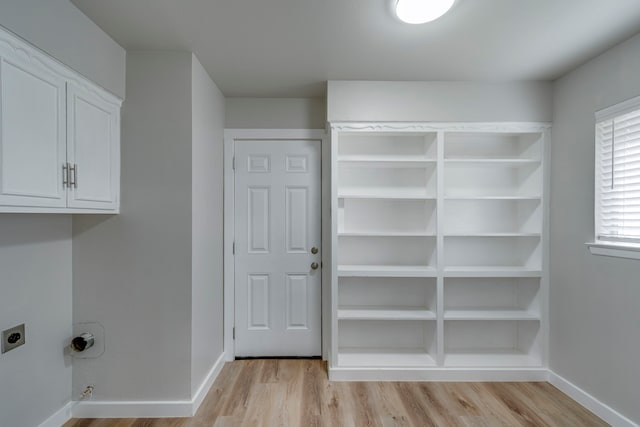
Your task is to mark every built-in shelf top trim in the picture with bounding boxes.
[329,122,551,133]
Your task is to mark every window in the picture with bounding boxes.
[590,95,640,259]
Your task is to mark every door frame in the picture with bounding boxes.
[224,129,330,361]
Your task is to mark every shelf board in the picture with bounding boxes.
[338,307,436,320]
[444,159,541,167]
[339,189,435,200]
[338,265,437,277]
[443,232,541,238]
[444,310,539,321]
[338,231,436,237]
[443,266,542,278]
[444,196,541,201]
[444,350,542,368]
[339,155,437,167]
[338,348,436,368]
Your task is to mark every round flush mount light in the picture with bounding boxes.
[395,0,456,24]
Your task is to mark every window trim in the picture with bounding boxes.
[588,95,640,259]
[586,241,640,260]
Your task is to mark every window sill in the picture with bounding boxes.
[586,242,640,260]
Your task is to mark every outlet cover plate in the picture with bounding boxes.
[2,324,25,354]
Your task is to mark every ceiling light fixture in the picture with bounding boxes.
[395,0,456,24]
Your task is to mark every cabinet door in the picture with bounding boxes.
[0,54,67,208]
[66,84,120,211]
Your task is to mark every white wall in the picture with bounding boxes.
[226,98,326,129]
[0,0,125,98]
[0,215,72,427]
[73,51,194,401]
[327,81,553,122]
[0,2,125,425]
[550,32,640,424]
[190,55,225,395]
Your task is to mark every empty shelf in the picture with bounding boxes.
[338,307,436,320]
[444,310,539,321]
[338,348,436,368]
[444,350,542,368]
[338,265,437,277]
[444,266,542,277]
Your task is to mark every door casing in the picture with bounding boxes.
[223,129,330,361]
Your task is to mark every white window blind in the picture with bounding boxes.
[596,99,640,245]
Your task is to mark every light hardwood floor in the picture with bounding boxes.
[64,359,608,427]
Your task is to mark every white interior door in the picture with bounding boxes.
[234,139,321,357]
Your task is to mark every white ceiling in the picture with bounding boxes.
[71,0,640,98]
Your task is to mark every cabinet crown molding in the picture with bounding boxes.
[0,25,122,106]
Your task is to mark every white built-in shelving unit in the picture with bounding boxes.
[330,123,549,380]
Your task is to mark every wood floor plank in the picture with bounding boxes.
[349,382,382,427]
[460,415,511,427]
[300,360,323,425]
[395,382,439,427]
[219,359,263,418]
[322,378,357,427]
[457,383,528,427]
[369,382,412,427]
[485,382,557,427]
[65,360,610,427]
[192,360,243,424]
[520,382,609,427]
[281,360,305,426]
[416,383,467,426]
[211,416,235,427]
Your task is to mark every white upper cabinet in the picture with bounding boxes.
[0,50,67,208]
[67,84,120,210]
[0,26,122,213]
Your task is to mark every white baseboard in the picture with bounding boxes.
[72,352,227,419]
[38,401,74,427]
[42,362,637,427]
[549,371,638,427]
[191,352,226,415]
[72,400,193,419]
[329,367,549,382]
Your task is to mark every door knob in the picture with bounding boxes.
[310,247,318,254]
[311,262,319,270]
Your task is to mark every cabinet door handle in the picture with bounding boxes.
[63,163,69,187]
[70,163,78,188]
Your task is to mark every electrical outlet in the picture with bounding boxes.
[2,324,25,354]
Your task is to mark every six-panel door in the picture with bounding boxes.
[234,139,322,357]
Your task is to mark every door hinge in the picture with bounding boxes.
[232,156,235,170]
[232,327,235,340]
[232,241,235,255]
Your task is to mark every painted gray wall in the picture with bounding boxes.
[0,0,125,98]
[0,2,124,425]
[73,51,194,400]
[550,32,640,424]
[191,54,225,394]
[226,98,326,129]
[0,215,72,427]
[327,81,553,122]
